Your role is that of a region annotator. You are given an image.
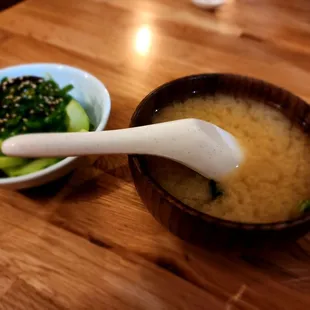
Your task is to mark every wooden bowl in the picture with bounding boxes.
[128,74,310,248]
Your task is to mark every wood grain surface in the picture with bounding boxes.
[0,0,309,309]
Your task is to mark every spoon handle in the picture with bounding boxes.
[1,122,182,158]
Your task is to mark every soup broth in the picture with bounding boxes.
[150,95,310,223]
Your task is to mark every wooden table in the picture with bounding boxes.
[0,0,309,309]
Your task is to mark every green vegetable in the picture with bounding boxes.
[0,76,73,139]
[0,156,29,169]
[65,99,90,132]
[4,158,59,177]
[298,200,310,213]
[209,179,223,200]
[0,75,92,178]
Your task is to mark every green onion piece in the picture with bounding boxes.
[61,84,74,94]
[298,200,310,213]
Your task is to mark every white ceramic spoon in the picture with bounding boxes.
[1,118,243,180]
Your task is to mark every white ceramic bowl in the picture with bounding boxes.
[0,63,111,189]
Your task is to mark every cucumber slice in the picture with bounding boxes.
[66,99,90,132]
[4,158,59,177]
[0,156,29,169]
[0,139,29,170]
